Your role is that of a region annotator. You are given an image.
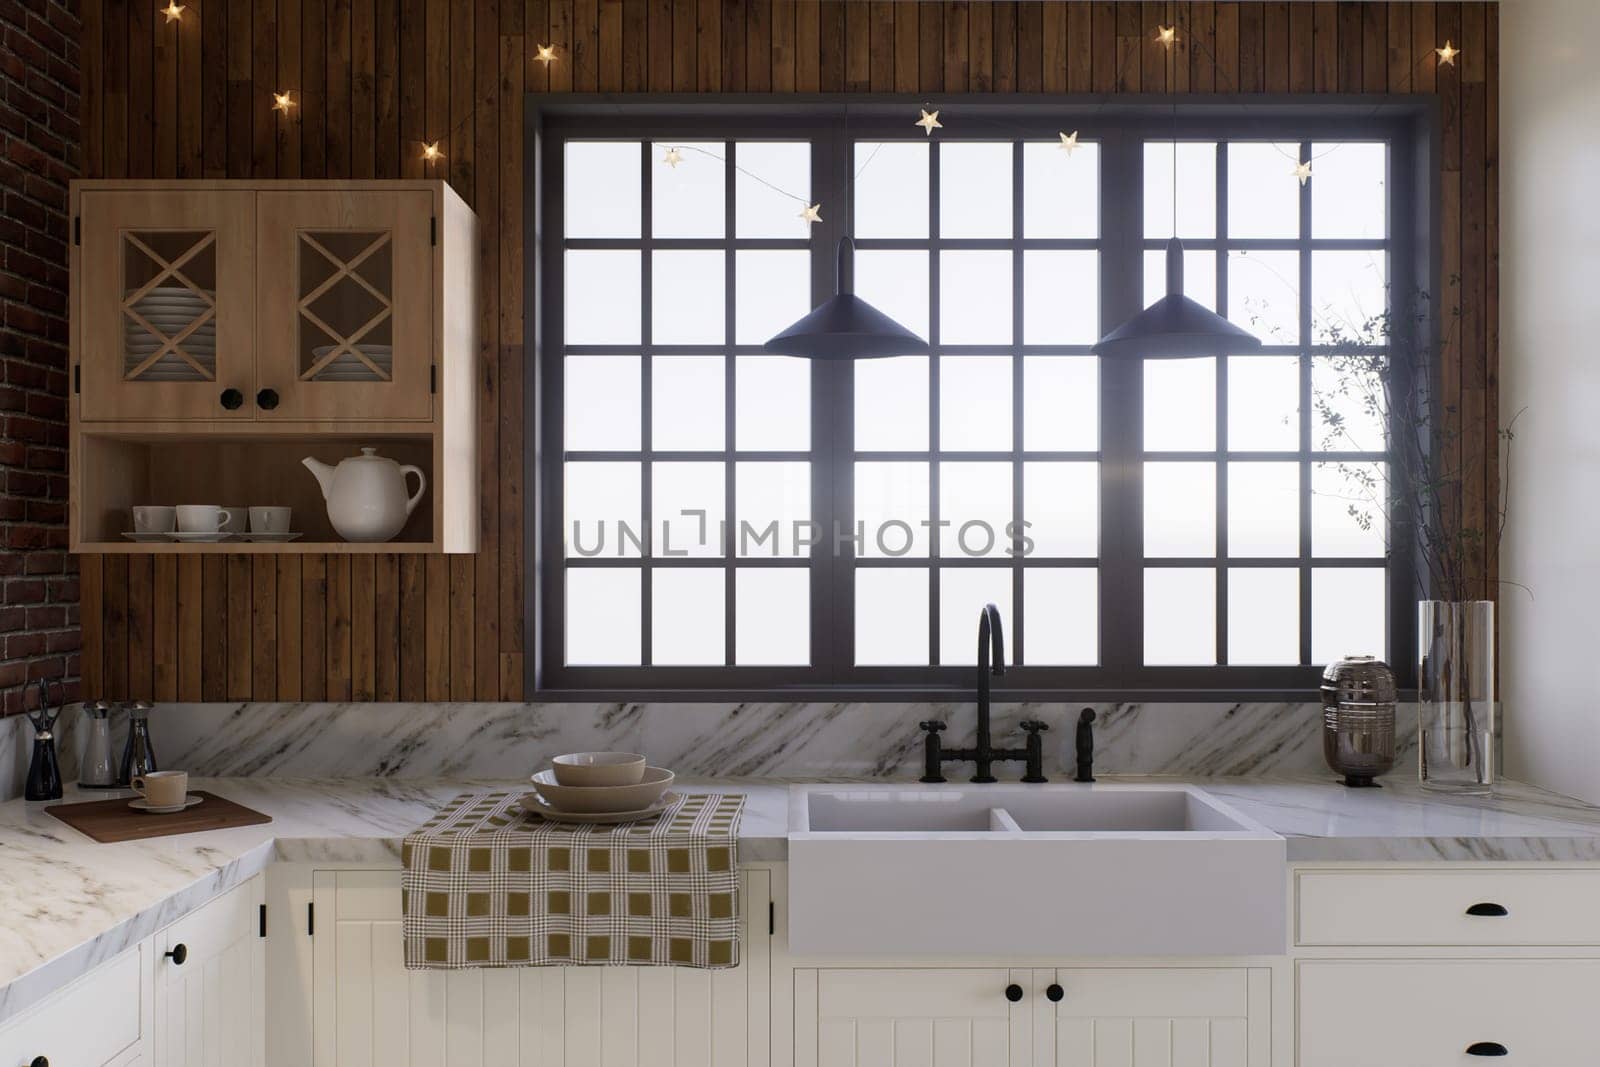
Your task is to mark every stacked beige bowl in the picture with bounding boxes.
[522,753,678,824]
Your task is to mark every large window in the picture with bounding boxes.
[533,103,1423,698]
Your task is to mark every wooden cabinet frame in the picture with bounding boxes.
[69,180,478,554]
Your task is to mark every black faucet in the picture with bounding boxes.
[919,604,1048,784]
[1074,707,1096,782]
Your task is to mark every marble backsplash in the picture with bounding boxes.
[3,699,1429,799]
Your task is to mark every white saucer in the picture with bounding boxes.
[518,790,681,825]
[168,531,237,542]
[130,795,204,814]
[238,532,302,542]
[123,531,174,542]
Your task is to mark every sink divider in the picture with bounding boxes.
[987,808,1023,832]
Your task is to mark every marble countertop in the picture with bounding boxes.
[6,773,1600,1026]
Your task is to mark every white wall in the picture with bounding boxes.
[1499,0,1600,802]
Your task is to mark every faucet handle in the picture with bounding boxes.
[919,720,947,733]
[1020,720,1048,734]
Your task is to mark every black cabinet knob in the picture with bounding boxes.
[1004,983,1024,1003]
[1021,721,1049,734]
[220,388,244,410]
[1466,1042,1508,1057]
[31,1057,49,1067]
[165,943,188,965]
[1465,902,1509,917]
[255,388,280,410]
[1045,983,1064,1002]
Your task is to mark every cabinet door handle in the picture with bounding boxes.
[1004,983,1024,1003]
[165,943,188,965]
[30,1056,48,1067]
[1045,983,1064,1003]
[220,388,244,410]
[255,388,280,411]
[1465,902,1509,917]
[1466,1042,1508,1056]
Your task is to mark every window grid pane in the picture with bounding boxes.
[561,140,815,670]
[1141,138,1389,668]
[851,137,1102,668]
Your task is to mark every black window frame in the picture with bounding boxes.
[527,95,1437,702]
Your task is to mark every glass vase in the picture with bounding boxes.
[1417,600,1495,795]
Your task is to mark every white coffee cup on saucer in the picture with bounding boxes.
[175,505,232,533]
[132,505,176,533]
[132,770,189,808]
[250,506,292,534]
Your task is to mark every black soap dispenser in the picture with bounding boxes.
[24,677,64,801]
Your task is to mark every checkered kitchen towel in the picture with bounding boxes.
[402,791,745,970]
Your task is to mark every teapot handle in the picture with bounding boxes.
[400,465,428,516]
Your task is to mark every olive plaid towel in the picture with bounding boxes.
[401,791,745,970]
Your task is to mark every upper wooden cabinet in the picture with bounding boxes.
[69,180,479,554]
[76,182,453,424]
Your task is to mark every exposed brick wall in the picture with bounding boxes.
[0,0,80,713]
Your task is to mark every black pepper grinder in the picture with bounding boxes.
[118,701,159,786]
[24,677,64,801]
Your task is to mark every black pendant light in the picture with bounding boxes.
[1092,236,1263,359]
[763,236,930,360]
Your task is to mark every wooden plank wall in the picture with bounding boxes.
[75,0,1498,702]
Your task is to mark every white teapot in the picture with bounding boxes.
[302,447,426,542]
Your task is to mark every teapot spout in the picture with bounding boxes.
[302,456,337,500]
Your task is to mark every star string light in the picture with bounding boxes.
[535,43,557,65]
[915,108,942,135]
[1292,159,1313,186]
[161,1,185,23]
[1058,130,1081,155]
[271,90,294,114]
[1435,40,1459,66]
[661,146,683,168]
[797,203,823,225]
[421,140,444,164]
[1156,24,1178,49]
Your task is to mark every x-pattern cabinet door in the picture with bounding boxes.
[255,190,434,421]
[77,189,256,421]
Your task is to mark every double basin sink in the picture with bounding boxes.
[787,783,1286,957]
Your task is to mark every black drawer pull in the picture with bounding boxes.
[165,943,188,965]
[1045,983,1064,1003]
[1004,983,1023,1003]
[1466,902,1509,917]
[1467,1042,1508,1056]
[31,1057,49,1067]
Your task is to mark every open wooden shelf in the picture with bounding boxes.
[72,426,448,552]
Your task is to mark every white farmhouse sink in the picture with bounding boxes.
[787,783,1286,958]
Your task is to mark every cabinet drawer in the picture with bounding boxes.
[1298,960,1600,1066]
[1296,869,1600,946]
[0,945,143,1066]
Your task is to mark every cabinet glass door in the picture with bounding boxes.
[256,190,433,421]
[78,190,255,421]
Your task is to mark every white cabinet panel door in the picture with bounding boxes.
[796,967,1267,1067]
[154,875,266,1067]
[312,867,771,1067]
[1042,967,1267,1067]
[796,968,1029,1067]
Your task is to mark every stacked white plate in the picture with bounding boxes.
[124,286,216,381]
[309,343,393,381]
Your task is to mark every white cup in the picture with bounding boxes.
[132,769,188,808]
[132,505,176,533]
[175,505,232,533]
[249,506,292,534]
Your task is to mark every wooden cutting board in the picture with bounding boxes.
[45,791,272,843]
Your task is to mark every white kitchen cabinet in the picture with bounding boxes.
[794,966,1266,1067]
[0,943,146,1067]
[153,875,266,1067]
[306,867,772,1066]
[1298,959,1600,1067]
